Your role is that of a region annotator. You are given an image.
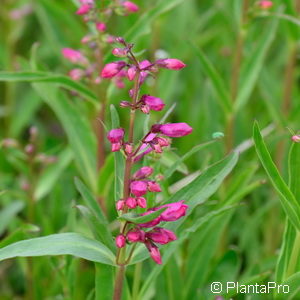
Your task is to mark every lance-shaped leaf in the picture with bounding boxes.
[253,121,300,231]
[118,207,167,224]
[0,233,116,266]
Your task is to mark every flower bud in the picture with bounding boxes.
[115,37,125,44]
[130,181,148,197]
[148,181,161,192]
[101,61,126,78]
[158,123,193,137]
[146,227,177,244]
[62,48,88,65]
[133,166,154,180]
[145,241,162,264]
[120,101,131,108]
[107,128,125,143]
[112,47,128,58]
[292,135,300,143]
[96,22,106,32]
[258,1,273,9]
[25,144,35,155]
[126,197,137,209]
[116,200,125,211]
[122,1,139,13]
[152,143,162,153]
[142,95,165,111]
[139,60,152,70]
[159,200,188,222]
[155,58,186,70]
[156,137,170,147]
[127,66,137,81]
[76,4,91,15]
[106,35,116,44]
[111,142,122,152]
[69,68,84,81]
[124,143,133,155]
[140,105,150,114]
[2,138,18,148]
[115,234,126,248]
[137,197,147,208]
[127,229,145,242]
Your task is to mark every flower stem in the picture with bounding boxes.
[113,70,141,300]
[113,265,126,300]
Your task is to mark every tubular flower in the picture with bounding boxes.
[155,58,186,70]
[130,181,148,197]
[133,166,154,180]
[122,1,139,13]
[258,1,273,9]
[158,200,188,222]
[116,234,126,248]
[107,128,125,152]
[141,95,165,112]
[152,123,193,137]
[62,48,88,65]
[101,61,126,78]
[145,241,162,264]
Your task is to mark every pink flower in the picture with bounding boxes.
[116,234,126,248]
[69,68,84,81]
[107,128,125,152]
[122,1,139,13]
[155,58,186,70]
[145,241,162,264]
[127,229,145,242]
[133,166,154,180]
[62,48,87,65]
[137,197,147,208]
[116,200,125,211]
[258,1,273,9]
[107,128,125,143]
[142,95,165,112]
[76,4,91,15]
[148,181,161,192]
[292,135,300,143]
[158,200,188,222]
[152,123,193,137]
[127,66,137,80]
[146,227,177,244]
[112,48,128,57]
[101,61,126,78]
[139,210,161,228]
[81,35,92,44]
[126,197,137,209]
[130,181,148,197]
[96,22,106,32]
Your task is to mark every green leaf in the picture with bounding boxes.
[0,233,115,265]
[190,43,232,114]
[276,143,300,283]
[76,205,115,252]
[119,207,167,224]
[253,121,300,230]
[0,71,98,105]
[74,178,115,251]
[0,201,24,236]
[235,16,279,112]
[163,141,215,179]
[35,147,73,200]
[33,83,97,191]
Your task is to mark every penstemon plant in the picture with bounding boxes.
[101,37,192,298]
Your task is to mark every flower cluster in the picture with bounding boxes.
[61,0,139,87]
[102,38,192,264]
